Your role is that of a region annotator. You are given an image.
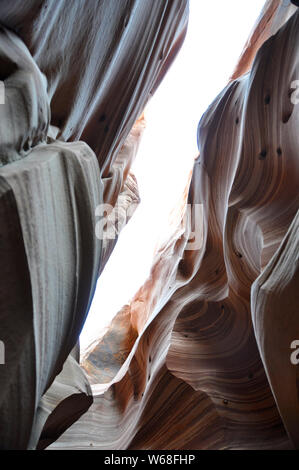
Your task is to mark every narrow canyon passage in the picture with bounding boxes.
[80,0,266,356]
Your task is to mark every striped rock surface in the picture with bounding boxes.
[0,0,188,449]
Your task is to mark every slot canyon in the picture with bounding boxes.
[0,0,298,451]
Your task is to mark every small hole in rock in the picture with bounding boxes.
[264,94,271,104]
[259,149,267,160]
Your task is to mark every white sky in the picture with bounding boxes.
[80,0,265,355]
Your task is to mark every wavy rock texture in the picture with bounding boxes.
[0,0,188,177]
[252,211,299,448]
[0,0,188,449]
[50,2,299,450]
[35,351,93,450]
[0,27,50,166]
[0,138,102,449]
[230,0,298,79]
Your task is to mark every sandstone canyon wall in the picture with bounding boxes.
[0,0,188,449]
